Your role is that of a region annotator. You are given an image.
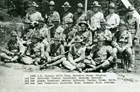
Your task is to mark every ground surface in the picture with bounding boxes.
[0,61,140,92]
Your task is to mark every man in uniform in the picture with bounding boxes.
[0,31,23,62]
[112,20,133,72]
[40,37,66,68]
[45,1,60,26]
[73,3,87,25]
[61,2,73,25]
[84,35,114,72]
[125,6,140,69]
[49,17,64,42]
[75,21,92,47]
[24,2,44,23]
[87,1,104,31]
[63,18,77,46]
[93,19,112,45]
[62,36,86,72]
[106,3,120,35]
[25,35,45,65]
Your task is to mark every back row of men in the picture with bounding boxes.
[0,1,139,72]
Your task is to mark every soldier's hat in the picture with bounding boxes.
[77,3,84,8]
[29,2,39,7]
[65,18,73,24]
[73,36,83,43]
[127,6,135,12]
[49,1,55,6]
[91,1,101,7]
[79,21,89,28]
[119,20,126,26]
[62,2,71,8]
[109,2,116,9]
[32,34,43,41]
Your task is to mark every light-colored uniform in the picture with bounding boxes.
[63,45,86,70]
[93,29,112,44]
[89,12,104,30]
[47,11,61,24]
[25,11,44,22]
[76,30,92,46]
[106,13,120,29]
[62,12,73,24]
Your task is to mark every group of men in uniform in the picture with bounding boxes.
[0,1,139,72]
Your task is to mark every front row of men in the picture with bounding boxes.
[0,18,134,72]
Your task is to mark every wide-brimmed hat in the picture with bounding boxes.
[29,2,39,7]
[49,1,55,6]
[73,36,83,43]
[77,3,84,8]
[127,6,135,12]
[109,2,116,9]
[62,2,71,8]
[79,21,89,27]
[65,18,73,24]
[92,1,101,7]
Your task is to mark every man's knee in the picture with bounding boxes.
[101,60,110,68]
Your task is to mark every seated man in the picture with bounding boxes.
[93,19,112,45]
[70,21,92,47]
[84,35,114,72]
[40,37,66,69]
[0,31,23,62]
[62,36,86,72]
[24,35,45,65]
[63,18,77,46]
[112,20,133,72]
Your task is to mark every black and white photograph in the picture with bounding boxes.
[0,0,140,92]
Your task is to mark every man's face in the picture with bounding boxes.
[66,23,73,28]
[64,7,69,12]
[77,8,82,13]
[49,6,54,11]
[109,8,115,13]
[92,7,99,12]
[128,11,134,16]
[28,7,36,14]
[119,25,126,31]
[53,21,59,26]
[54,40,59,45]
[80,24,87,31]
[75,42,81,48]
[100,24,106,30]
[32,38,38,44]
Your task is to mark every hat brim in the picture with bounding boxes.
[79,22,88,27]
[92,5,101,7]
[49,4,55,6]
[109,7,116,9]
[62,5,71,8]
[29,5,39,7]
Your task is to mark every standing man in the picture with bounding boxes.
[106,3,120,35]
[73,3,87,25]
[112,20,133,72]
[88,1,104,31]
[24,2,44,23]
[61,2,73,25]
[125,6,140,69]
[45,1,60,26]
